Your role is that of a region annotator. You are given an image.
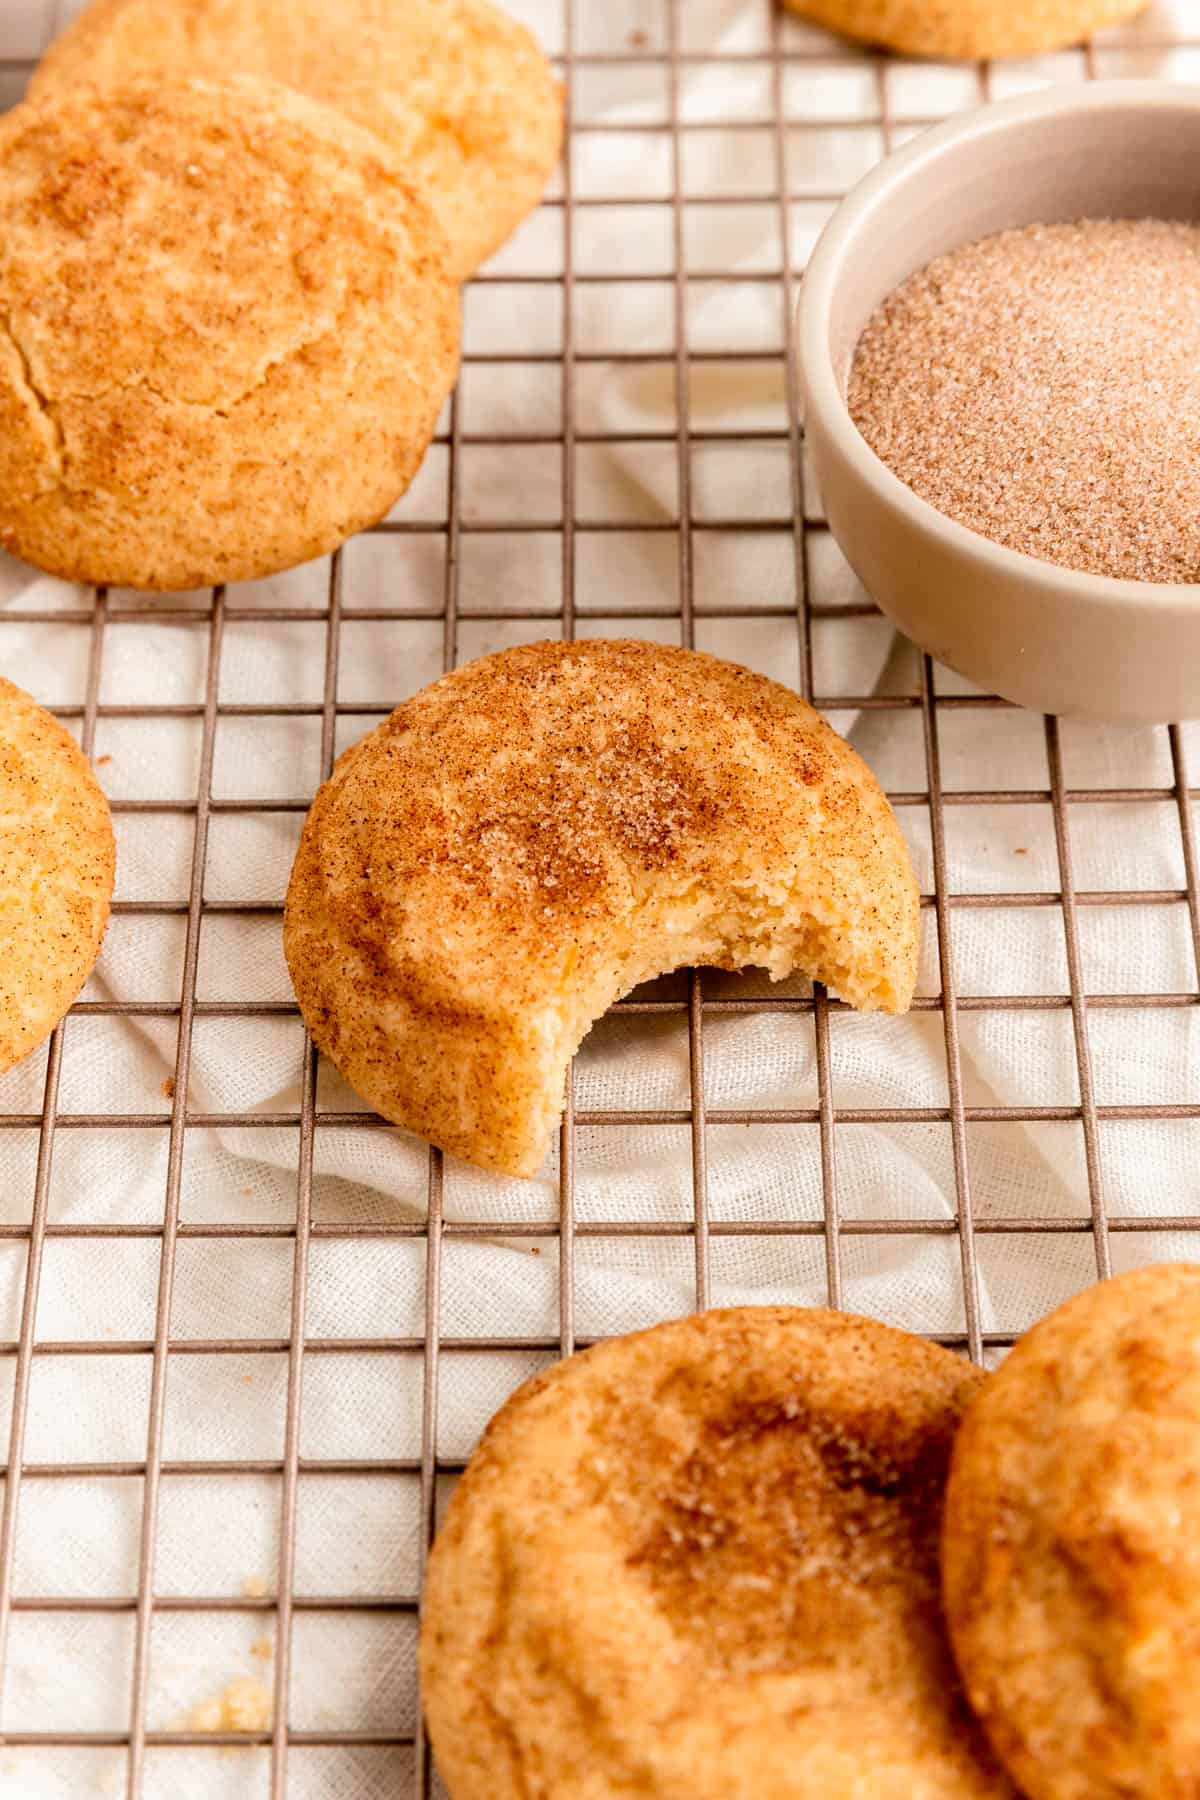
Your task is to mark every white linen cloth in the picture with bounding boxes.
[2,0,1200,1792]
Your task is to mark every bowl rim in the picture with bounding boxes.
[797,78,1200,612]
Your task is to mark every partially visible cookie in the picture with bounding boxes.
[943,1264,1200,1800]
[0,678,115,1074]
[30,0,564,281]
[421,1306,1015,1799]
[783,0,1147,58]
[0,77,459,590]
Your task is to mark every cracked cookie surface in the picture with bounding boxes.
[0,677,115,1074]
[0,77,460,590]
[30,0,563,281]
[420,1306,1015,1800]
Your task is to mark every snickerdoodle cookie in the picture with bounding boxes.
[30,0,563,281]
[420,1306,1014,1799]
[784,0,1147,58]
[0,78,459,591]
[943,1263,1200,1800]
[0,678,115,1074]
[283,640,919,1176]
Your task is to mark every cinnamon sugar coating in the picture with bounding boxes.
[849,218,1200,583]
[30,0,563,281]
[420,1306,1014,1799]
[0,677,115,1074]
[283,639,919,1176]
[0,78,459,590]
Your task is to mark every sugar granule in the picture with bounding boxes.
[847,217,1200,583]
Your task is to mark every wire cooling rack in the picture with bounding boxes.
[3,0,1200,1794]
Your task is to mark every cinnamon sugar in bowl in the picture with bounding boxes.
[798,82,1200,724]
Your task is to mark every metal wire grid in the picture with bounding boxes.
[1,2,1200,1794]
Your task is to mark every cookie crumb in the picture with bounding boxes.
[186,1676,272,1733]
[251,1635,274,1661]
[161,1076,175,1099]
[242,1574,268,1598]
[184,1696,222,1732]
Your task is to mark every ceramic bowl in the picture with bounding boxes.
[798,81,1200,723]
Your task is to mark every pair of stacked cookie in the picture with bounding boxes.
[422,1267,1200,1800]
[0,0,561,592]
